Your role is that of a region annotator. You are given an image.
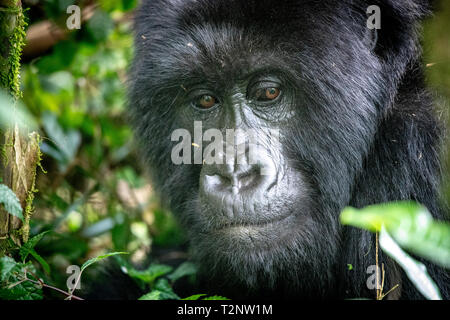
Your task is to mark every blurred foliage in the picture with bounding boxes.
[423,0,450,99]
[341,201,449,300]
[341,201,450,269]
[1,0,186,299]
[423,0,450,202]
[0,0,448,300]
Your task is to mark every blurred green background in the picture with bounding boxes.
[1,0,449,298]
[17,0,186,293]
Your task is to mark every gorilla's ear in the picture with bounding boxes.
[362,0,433,86]
[365,0,433,58]
[360,0,433,98]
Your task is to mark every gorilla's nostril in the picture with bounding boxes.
[219,174,232,186]
[237,169,260,190]
[204,165,262,195]
[205,174,228,186]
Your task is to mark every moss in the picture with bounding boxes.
[0,3,27,99]
[21,132,41,243]
[1,140,14,166]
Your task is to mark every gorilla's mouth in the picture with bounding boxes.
[211,210,294,232]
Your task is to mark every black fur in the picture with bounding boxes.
[117,0,450,300]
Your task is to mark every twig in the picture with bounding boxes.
[66,272,83,300]
[8,268,84,300]
[27,268,84,300]
[380,284,400,300]
[375,232,381,300]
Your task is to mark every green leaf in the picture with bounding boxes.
[19,231,51,274]
[340,201,428,232]
[28,249,51,275]
[0,256,17,281]
[127,264,173,284]
[153,278,180,300]
[81,252,128,273]
[182,294,207,300]
[20,231,51,262]
[340,201,450,268]
[138,279,180,300]
[203,295,230,300]
[379,227,442,300]
[167,262,197,282]
[139,290,165,300]
[0,184,23,221]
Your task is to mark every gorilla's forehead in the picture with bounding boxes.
[136,0,360,85]
[166,25,286,83]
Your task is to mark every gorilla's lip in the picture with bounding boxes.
[211,212,293,232]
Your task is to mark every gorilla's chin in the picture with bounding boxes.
[188,206,339,298]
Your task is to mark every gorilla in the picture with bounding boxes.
[115,0,450,300]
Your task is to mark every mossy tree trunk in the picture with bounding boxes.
[0,0,41,253]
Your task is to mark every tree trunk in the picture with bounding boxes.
[0,0,41,252]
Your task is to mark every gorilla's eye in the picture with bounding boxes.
[254,87,281,101]
[264,87,281,100]
[195,94,218,109]
[249,84,282,103]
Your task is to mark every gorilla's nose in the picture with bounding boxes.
[200,143,278,198]
[204,164,262,195]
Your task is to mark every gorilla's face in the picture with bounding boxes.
[130,0,385,295]
[185,73,313,247]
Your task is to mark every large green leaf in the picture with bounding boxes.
[340,201,450,268]
[0,184,23,221]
